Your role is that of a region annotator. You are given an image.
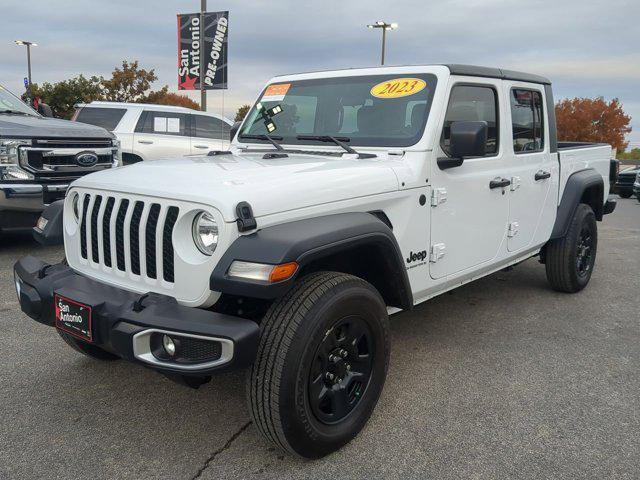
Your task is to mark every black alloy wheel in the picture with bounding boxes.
[576,224,594,277]
[308,315,375,424]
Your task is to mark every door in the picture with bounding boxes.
[190,114,231,153]
[133,110,191,160]
[505,85,557,252]
[429,81,511,280]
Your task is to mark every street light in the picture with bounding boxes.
[366,21,398,65]
[14,40,38,86]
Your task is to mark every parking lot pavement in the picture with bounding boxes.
[1,197,638,480]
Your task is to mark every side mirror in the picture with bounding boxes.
[438,121,488,170]
[229,121,241,142]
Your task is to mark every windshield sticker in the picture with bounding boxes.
[262,83,291,102]
[370,78,426,99]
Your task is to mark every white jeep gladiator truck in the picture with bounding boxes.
[14,64,616,458]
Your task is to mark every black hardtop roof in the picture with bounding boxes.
[444,64,551,85]
[273,64,552,85]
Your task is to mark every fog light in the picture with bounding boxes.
[162,335,176,357]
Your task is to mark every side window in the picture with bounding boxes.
[74,108,126,131]
[193,115,230,139]
[511,89,544,153]
[135,111,187,136]
[441,85,498,156]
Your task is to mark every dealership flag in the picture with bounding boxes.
[177,11,228,90]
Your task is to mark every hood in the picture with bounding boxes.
[0,114,112,139]
[73,151,400,221]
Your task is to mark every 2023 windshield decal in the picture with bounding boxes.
[370,78,426,99]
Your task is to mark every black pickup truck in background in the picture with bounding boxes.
[0,84,118,234]
[613,165,640,199]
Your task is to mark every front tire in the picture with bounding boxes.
[545,203,598,293]
[57,330,119,360]
[619,191,632,199]
[247,272,390,458]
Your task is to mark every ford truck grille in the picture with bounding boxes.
[19,139,114,180]
[78,192,179,283]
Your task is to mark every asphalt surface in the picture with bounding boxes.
[1,197,638,480]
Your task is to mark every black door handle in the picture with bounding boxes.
[490,177,511,189]
[535,170,551,181]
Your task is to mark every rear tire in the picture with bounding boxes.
[247,272,390,458]
[545,203,597,293]
[57,330,119,360]
[619,191,632,199]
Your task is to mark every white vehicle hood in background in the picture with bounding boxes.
[72,152,400,221]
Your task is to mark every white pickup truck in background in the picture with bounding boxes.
[72,102,233,164]
[16,64,616,459]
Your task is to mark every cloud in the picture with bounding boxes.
[1,0,638,142]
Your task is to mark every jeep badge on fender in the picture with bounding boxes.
[406,250,428,264]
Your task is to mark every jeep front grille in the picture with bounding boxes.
[78,193,179,283]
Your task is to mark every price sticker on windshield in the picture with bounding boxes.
[371,78,426,99]
[262,83,291,102]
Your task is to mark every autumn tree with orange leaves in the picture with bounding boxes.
[555,97,632,152]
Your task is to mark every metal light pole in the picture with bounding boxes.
[200,0,207,111]
[15,40,38,85]
[366,21,397,65]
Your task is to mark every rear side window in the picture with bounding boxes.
[74,107,126,131]
[441,85,498,156]
[135,111,187,136]
[193,115,231,139]
[511,89,544,153]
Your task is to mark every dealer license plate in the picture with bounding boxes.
[54,294,93,342]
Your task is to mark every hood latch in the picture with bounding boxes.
[236,201,257,232]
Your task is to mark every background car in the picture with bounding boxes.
[72,102,233,164]
[613,165,640,198]
[0,83,115,234]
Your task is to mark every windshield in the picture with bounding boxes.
[0,84,38,116]
[239,73,437,148]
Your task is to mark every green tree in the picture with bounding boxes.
[617,148,640,160]
[235,104,251,122]
[28,75,104,119]
[25,60,202,119]
[101,60,158,102]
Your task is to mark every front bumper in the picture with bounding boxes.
[14,256,260,376]
[634,181,640,197]
[0,183,68,231]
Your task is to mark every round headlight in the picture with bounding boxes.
[71,193,80,222]
[192,211,218,255]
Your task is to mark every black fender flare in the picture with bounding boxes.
[210,212,413,309]
[550,169,604,240]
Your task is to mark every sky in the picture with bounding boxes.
[2,0,638,146]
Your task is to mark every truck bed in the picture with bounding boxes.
[556,142,612,201]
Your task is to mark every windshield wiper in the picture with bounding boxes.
[296,135,376,159]
[239,134,284,151]
[0,109,30,116]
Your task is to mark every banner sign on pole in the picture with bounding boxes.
[177,11,229,90]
